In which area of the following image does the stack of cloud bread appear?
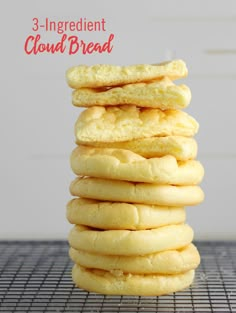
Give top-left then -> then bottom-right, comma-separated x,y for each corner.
66,60 -> 204,296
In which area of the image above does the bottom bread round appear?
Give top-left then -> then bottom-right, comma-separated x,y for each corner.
72,264 -> 195,296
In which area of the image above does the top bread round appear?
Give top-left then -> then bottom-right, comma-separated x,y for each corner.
66,60 -> 188,89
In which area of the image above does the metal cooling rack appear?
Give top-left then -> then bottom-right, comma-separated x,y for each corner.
0,241 -> 235,313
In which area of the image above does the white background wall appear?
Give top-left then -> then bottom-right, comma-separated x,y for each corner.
1,0 -> 236,239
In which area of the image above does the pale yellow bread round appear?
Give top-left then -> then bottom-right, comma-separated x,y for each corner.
72,264 -> 195,296
78,135 -> 198,161
70,177 -> 204,206
72,77 -> 191,110
71,146 -> 204,185
69,244 -> 200,274
66,60 -> 188,89
68,224 -> 193,256
75,106 -> 198,143
67,198 -> 186,230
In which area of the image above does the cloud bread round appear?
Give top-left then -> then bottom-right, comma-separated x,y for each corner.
68,224 -> 193,256
70,177 -> 204,206
78,136 -> 198,161
75,106 -> 198,143
71,146 -> 204,185
69,244 -> 200,275
72,264 -> 195,296
72,78 -> 191,109
67,198 -> 186,230
66,60 -> 188,89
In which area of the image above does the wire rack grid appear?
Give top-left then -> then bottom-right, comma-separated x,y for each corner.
0,241 -> 235,313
